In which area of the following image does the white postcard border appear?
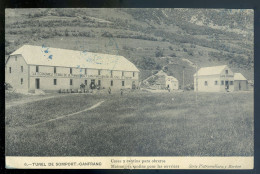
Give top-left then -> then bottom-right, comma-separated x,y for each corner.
6,156 -> 254,169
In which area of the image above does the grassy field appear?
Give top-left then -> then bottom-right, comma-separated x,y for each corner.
5,91 -> 253,156
5,91 -> 61,103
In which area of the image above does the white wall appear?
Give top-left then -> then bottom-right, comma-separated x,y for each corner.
194,66 -> 235,92
28,65 -> 139,92
194,75 -> 221,92
5,55 -> 29,93
165,77 -> 178,90
234,80 -> 248,91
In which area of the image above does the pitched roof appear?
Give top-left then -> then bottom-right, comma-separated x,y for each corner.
166,76 -> 178,82
193,65 -> 227,76
234,73 -> 247,81
10,45 -> 139,72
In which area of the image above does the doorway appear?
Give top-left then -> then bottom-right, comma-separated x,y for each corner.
132,81 -> 136,89
90,79 -> 95,89
225,81 -> 229,90
35,78 -> 40,89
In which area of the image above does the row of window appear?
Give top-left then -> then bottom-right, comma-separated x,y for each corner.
19,78 -> 125,87
46,66 -> 135,77
53,79 -> 125,87
54,67 -> 135,77
204,80 -> 234,86
9,66 -> 136,77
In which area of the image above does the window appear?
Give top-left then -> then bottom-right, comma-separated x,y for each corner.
122,71 -> 124,77
9,67 -> 11,73
70,68 -> 72,74
70,79 -> 73,85
85,69 -> 87,75
85,80 -> 87,85
54,79 -> 57,85
221,81 -> 224,85
98,70 -> 101,75
230,81 -> 234,85
21,66 -> 23,72
215,81 -> 218,85
111,80 -> 113,86
225,70 -> 228,74
111,71 -> 113,77
36,66 -> 39,72
204,81 -> 208,86
15,56 -> 17,61
122,81 -> 125,86
98,80 -> 101,86
133,72 -> 135,77
54,67 -> 56,73
21,78 -> 23,85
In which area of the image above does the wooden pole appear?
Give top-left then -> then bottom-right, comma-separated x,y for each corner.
196,65 -> 198,106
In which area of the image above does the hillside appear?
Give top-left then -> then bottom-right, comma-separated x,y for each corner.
5,8 -> 254,87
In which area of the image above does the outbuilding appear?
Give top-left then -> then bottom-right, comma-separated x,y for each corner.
146,70 -> 179,90
234,73 -> 248,91
5,45 -> 139,93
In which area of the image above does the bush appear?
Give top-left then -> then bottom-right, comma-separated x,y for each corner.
187,50 -> 194,56
169,53 -> 176,57
102,32 -> 113,37
135,56 -> 157,70
155,50 -> 164,57
184,83 -> 194,91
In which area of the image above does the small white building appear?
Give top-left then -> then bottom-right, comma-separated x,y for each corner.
146,70 -> 179,90
194,65 -> 235,92
165,76 -> 179,90
234,73 -> 248,91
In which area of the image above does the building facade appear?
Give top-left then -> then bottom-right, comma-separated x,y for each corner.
194,65 -> 248,92
5,45 -> 139,93
194,65 -> 235,92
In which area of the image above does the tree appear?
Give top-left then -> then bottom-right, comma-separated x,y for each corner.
136,56 -> 156,70
169,53 -> 176,57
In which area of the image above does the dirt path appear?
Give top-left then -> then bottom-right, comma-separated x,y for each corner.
27,100 -> 105,128
5,94 -> 77,109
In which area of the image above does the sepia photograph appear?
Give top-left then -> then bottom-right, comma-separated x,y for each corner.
5,8 -> 254,169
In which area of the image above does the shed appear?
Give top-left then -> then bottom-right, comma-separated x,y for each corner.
234,73 -> 248,91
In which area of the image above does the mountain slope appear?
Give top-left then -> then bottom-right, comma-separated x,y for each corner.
5,8 -> 254,86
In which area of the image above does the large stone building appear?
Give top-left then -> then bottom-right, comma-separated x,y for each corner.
5,45 -> 139,93
194,65 -> 248,92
